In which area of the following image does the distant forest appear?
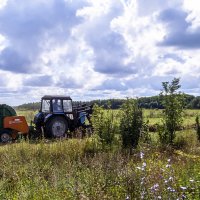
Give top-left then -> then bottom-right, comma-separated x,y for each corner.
16,94 -> 200,110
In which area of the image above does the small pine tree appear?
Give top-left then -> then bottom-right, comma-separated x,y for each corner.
120,99 -> 143,148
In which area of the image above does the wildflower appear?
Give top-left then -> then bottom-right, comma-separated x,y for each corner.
166,164 -> 171,168
141,191 -> 146,199
142,162 -> 147,167
141,162 -> 147,171
140,152 -> 144,159
141,177 -> 145,185
167,187 -> 171,190
168,176 -> 173,181
158,196 -> 162,199
167,187 -> 175,192
182,194 -> 187,199
136,166 -> 142,170
189,179 -> 194,182
126,195 -> 130,200
180,186 -> 187,190
167,159 -> 171,162
150,183 -> 159,191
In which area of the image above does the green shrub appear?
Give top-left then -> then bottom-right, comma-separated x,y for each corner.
195,115 -> 200,141
159,78 -> 185,145
120,99 -> 143,148
173,135 -> 188,149
84,134 -> 102,153
91,104 -> 119,146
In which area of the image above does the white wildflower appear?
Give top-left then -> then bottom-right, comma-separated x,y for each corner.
166,164 -> 171,168
140,152 -> 144,159
180,186 -> 187,190
151,183 -> 159,191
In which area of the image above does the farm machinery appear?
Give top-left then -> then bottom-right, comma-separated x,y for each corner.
0,95 -> 93,143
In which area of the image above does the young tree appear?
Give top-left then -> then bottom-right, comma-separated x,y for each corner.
159,78 -> 185,145
91,103 -> 118,146
120,99 -> 143,148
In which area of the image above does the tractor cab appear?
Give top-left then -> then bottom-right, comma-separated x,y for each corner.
41,95 -> 73,114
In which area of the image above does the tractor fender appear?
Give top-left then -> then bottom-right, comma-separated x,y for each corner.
44,113 -> 69,124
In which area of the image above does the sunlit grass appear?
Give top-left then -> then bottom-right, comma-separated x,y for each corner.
3,108 -> 198,199
0,136 -> 199,199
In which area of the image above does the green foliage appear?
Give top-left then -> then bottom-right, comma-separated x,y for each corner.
120,99 -> 143,148
195,115 -> 200,141
187,96 -> 200,109
159,78 -> 185,145
0,139 -> 199,199
91,104 -> 119,146
84,134 -> 102,153
16,102 -> 40,110
173,130 -> 198,150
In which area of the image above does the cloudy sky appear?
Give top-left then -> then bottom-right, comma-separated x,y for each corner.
0,0 -> 200,105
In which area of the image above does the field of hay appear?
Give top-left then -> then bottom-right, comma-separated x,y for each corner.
0,109 -> 198,199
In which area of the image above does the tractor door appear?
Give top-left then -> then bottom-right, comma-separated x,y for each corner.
63,99 -> 73,119
41,99 -> 51,113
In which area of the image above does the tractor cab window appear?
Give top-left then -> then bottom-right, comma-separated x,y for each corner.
42,100 -> 50,113
52,99 -> 63,112
63,100 -> 72,112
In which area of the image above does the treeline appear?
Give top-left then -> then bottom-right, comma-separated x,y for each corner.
16,99 -> 126,110
16,102 -> 41,110
16,94 -> 200,110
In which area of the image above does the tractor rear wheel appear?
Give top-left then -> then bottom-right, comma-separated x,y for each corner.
45,116 -> 68,138
0,129 -> 12,143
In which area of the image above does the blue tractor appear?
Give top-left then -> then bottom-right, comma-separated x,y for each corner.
33,95 -> 93,138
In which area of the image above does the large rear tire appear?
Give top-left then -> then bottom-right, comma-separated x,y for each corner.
45,116 -> 68,138
0,129 -> 12,143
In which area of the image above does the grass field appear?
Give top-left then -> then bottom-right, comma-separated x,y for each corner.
143,109 -> 200,126
16,109 -> 200,126
0,109 -> 196,199
0,137 -> 199,199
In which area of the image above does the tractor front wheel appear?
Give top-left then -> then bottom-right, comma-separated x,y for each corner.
45,116 -> 68,138
0,129 -> 12,143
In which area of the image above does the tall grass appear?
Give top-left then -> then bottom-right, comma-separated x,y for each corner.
5,108 -> 199,199
0,136 -> 199,199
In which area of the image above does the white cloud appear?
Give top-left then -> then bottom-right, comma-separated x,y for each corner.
183,0 -> 200,30
0,0 -> 7,9
0,0 -> 200,105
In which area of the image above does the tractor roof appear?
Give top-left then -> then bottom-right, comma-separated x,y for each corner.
42,95 -> 72,100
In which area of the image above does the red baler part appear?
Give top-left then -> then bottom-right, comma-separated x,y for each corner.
4,116 -> 29,134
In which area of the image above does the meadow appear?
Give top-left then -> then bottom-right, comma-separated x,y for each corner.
0,109 -> 198,199
17,109 -> 200,126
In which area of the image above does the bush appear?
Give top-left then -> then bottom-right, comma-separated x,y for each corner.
195,115 -> 200,141
120,99 -> 143,148
84,134 -> 102,153
159,78 -> 185,145
91,104 -> 119,146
